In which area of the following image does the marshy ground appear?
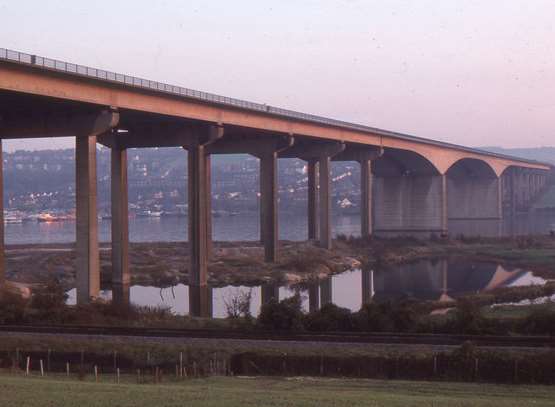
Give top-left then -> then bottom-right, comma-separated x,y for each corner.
5,235 -> 555,290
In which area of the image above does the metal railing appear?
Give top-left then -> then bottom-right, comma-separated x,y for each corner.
0,47 -> 550,167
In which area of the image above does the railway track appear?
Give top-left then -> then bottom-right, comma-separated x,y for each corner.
0,325 -> 553,348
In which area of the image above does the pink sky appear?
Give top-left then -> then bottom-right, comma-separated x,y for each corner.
1,0 -> 553,151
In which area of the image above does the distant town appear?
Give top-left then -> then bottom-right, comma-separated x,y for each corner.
2,146 -> 371,223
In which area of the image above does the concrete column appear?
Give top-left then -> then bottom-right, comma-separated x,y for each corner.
307,160 -> 318,240
111,146 -> 129,287
360,159 -> 373,237
112,283 -> 130,307
189,285 -> 213,318
205,154 -> 212,260
261,283 -> 279,305
0,140 -> 4,286
320,277 -> 332,305
496,176 -> 503,218
440,174 -> 448,235
509,168 -> 517,218
76,135 -> 100,304
308,283 -> 320,312
361,269 -> 374,305
260,152 -> 278,262
318,156 -> 332,249
188,145 -> 208,286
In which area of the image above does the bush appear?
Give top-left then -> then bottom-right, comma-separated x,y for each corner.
304,303 -> 354,332
257,294 -> 304,331
447,299 -> 505,335
0,286 -> 28,324
28,278 -> 69,323
354,300 -> 419,332
224,289 -> 253,321
519,305 -> 555,335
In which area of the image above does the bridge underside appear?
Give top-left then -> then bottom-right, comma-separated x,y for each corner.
0,87 -> 550,306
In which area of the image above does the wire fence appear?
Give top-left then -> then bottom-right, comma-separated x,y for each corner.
2,348 -> 555,385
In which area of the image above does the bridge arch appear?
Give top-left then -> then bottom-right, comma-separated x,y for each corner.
446,157 -> 502,226
445,157 -> 498,179
372,147 -> 441,177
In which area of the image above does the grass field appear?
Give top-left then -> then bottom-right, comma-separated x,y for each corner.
0,375 -> 554,407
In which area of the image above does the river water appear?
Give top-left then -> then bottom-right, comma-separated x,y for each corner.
5,211 -> 555,244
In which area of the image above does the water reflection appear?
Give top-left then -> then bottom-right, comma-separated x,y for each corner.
66,259 -> 545,317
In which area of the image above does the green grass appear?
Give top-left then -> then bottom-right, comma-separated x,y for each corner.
0,375 -> 554,407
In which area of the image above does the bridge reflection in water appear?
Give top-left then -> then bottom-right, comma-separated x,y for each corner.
68,259 -> 543,318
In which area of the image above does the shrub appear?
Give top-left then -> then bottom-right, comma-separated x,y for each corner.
28,278 -> 69,323
304,303 -> 354,331
257,293 -> 304,331
354,300 -> 419,332
224,289 -> 253,321
519,305 -> 555,335
0,286 -> 28,324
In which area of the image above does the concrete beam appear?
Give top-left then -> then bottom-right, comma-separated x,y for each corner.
2,110 -> 119,139
207,134 -> 294,155
0,63 -> 549,173
99,122 -> 221,149
332,146 -> 383,162
279,140 -> 344,160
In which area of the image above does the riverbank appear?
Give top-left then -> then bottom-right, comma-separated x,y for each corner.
5,235 -> 555,289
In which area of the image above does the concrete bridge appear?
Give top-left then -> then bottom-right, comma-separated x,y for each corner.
0,49 -> 551,304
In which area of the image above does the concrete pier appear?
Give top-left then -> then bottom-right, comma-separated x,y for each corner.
373,175 -> 446,237
205,155 -> 213,260
307,160 -> 318,240
187,144 -> 209,286
308,283 -> 320,312
359,158 -> 373,237
75,134 -> 100,304
111,144 -> 129,287
361,269 -> 374,305
260,152 -> 278,262
320,278 -> 333,306
318,156 -> 332,249
261,283 -> 279,305
189,285 -> 213,317
0,140 -> 4,286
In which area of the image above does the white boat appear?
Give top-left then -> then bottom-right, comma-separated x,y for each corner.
4,214 -> 23,224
